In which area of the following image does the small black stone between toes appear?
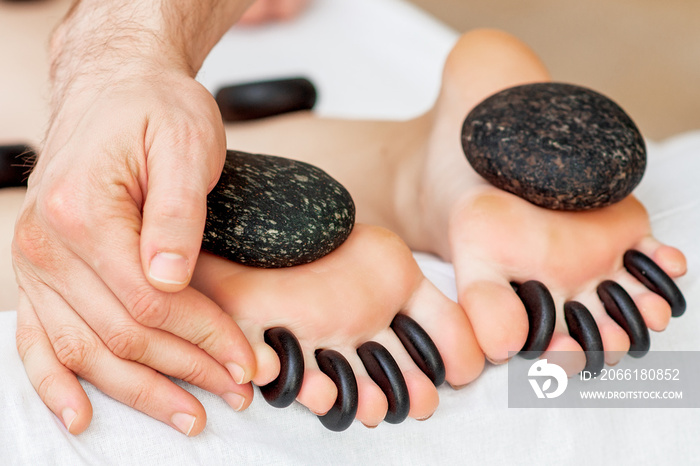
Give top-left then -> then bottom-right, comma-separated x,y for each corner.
623,249 -> 686,317
514,280 -> 556,359
315,349 -> 358,432
564,301 -> 604,376
260,327 -> 304,408
597,280 -> 650,357
390,314 -> 446,386
357,341 -> 410,424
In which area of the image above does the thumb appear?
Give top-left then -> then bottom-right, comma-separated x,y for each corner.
140,138 -> 225,293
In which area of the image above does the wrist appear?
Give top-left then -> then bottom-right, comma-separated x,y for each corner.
49,0 -> 251,107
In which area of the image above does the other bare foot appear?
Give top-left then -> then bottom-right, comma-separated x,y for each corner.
191,224 -> 484,428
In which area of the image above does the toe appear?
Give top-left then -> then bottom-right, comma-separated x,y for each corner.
458,279 -> 529,363
296,366 -> 337,416
403,279 -> 485,387
374,331 -> 440,421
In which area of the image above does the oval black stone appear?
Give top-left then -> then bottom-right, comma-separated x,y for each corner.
260,327 -> 305,408
0,143 -> 34,188
461,82 -> 646,211
215,77 -> 317,122
202,150 -> 355,268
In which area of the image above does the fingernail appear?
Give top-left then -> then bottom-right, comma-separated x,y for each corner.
149,252 -> 189,285
362,422 -> 378,429
172,412 -> 197,436
417,413 -> 434,422
62,407 -> 77,432
222,392 -> 247,412
226,362 -> 247,384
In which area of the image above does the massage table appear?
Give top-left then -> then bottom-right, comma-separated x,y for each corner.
2,0 -> 699,463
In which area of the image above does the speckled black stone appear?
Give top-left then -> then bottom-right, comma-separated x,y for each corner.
202,150 -> 355,268
461,82 -> 646,210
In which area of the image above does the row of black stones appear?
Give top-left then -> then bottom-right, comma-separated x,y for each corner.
260,315 -> 446,432
517,249 -> 686,375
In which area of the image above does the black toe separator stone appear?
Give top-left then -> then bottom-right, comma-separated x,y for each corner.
215,77 -> 317,122
597,280 -> 650,357
390,314 -> 445,386
357,341 -> 410,424
260,327 -> 304,408
515,280 -> 556,359
564,301 -> 604,376
315,349 -> 358,432
623,249 -> 686,317
0,144 -> 34,188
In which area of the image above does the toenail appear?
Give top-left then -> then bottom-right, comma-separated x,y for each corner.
485,356 -> 508,365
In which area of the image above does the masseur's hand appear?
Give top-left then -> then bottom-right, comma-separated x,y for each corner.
13,0 -> 256,436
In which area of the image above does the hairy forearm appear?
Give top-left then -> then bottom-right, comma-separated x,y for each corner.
49,0 -> 252,107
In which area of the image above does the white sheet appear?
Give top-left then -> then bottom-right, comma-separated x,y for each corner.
2,0 -> 700,463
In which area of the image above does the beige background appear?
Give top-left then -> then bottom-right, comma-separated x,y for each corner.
406,0 -> 700,140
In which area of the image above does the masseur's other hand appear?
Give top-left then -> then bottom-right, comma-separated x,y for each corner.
13,0 -> 257,436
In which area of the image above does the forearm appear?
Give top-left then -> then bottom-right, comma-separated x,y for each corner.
49,0 -> 252,107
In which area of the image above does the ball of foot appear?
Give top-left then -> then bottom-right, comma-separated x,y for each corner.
202,150 -> 355,267
461,82 -> 646,210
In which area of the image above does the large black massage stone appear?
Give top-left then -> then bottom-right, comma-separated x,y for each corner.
202,150 -> 355,268
461,82 -> 646,210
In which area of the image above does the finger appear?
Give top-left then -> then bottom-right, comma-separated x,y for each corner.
564,301 -> 604,376
28,280 -> 208,436
15,288 -> 92,435
140,120 -> 226,292
33,166 -> 256,386
47,251 -> 253,404
259,327 -> 304,408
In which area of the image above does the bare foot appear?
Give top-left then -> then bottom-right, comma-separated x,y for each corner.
409,30 -> 687,371
191,224 -> 484,427
221,29 -> 687,375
